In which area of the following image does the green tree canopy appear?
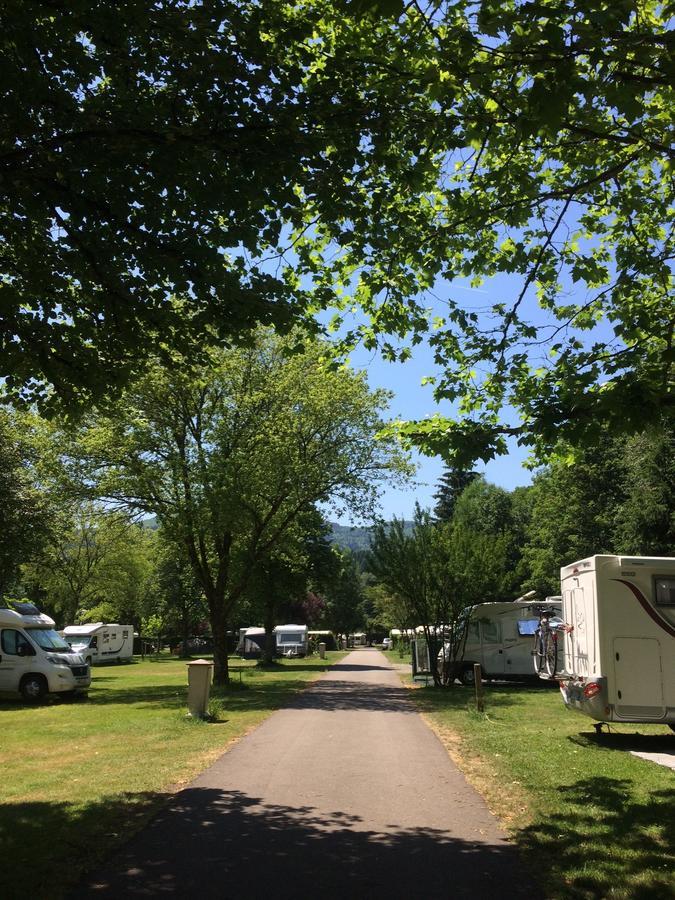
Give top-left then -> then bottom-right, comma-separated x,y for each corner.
2,2 -> 670,466
70,331 -> 409,681
0,411 -> 52,596
369,505 -> 509,685
521,419 -> 675,593
24,504 -> 156,627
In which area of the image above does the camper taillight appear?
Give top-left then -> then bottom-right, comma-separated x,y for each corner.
583,683 -> 602,699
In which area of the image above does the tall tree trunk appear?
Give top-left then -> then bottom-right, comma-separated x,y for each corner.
180,605 -> 190,659
210,597 -> 230,685
262,596 -> 276,664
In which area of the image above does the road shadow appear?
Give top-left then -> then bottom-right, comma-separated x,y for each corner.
70,787 -> 540,900
289,680 -> 415,714
516,776 -> 674,899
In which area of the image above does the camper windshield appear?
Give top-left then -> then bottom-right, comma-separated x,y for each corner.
67,635 -> 91,647
278,633 -> 303,644
26,628 -> 72,652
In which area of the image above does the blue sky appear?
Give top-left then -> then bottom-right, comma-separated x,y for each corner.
343,336 -> 533,525
330,272 -> 540,525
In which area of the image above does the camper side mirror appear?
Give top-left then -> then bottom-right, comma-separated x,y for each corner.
17,644 -> 35,657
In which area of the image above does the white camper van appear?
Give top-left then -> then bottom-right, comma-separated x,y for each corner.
441,599 -> 563,685
64,623 -> 134,665
0,601 -> 91,701
558,555 -> 675,729
274,624 -> 308,658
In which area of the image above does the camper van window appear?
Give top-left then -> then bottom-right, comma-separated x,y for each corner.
25,628 -> 72,652
468,621 -> 480,642
481,621 -> 501,643
1,629 -> 33,655
278,633 -> 303,644
655,578 -> 675,606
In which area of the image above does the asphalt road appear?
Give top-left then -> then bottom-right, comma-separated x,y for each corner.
72,649 -> 540,899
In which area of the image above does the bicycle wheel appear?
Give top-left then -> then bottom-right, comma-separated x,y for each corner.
532,630 -> 545,674
543,631 -> 558,678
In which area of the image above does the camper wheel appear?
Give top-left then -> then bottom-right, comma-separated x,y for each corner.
20,674 -> 48,703
460,665 -> 477,687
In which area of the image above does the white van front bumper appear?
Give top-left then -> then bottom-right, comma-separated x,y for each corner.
45,659 -> 91,693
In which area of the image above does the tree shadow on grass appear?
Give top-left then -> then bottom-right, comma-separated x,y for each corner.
66,787 -> 540,900
517,776 -> 675,899
573,729 -> 675,755
0,792 -> 163,900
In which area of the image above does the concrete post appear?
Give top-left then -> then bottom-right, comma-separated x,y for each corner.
319,642 -> 326,659
474,663 -> 484,712
186,658 -> 214,718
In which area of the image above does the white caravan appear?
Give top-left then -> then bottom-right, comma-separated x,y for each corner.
274,624 -> 308,658
442,599 -> 563,685
64,623 -> 134,665
558,555 -> 675,729
0,602 -> 91,701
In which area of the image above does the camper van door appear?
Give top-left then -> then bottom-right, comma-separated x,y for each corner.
0,628 -> 35,692
480,619 -> 505,676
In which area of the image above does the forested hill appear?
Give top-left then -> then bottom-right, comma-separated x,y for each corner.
328,521 -> 413,554
142,515 -> 411,555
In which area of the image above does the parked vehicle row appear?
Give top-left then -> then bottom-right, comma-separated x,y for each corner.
406,554 -> 675,733
237,624 -> 310,659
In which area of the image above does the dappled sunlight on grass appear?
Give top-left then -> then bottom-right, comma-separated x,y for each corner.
0,652 -> 346,898
410,681 -> 675,899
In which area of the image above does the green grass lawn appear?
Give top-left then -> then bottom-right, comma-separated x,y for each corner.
410,680 -> 675,900
0,652 -> 345,899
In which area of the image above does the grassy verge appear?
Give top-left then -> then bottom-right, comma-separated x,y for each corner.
0,652 -> 345,899
409,680 -> 674,900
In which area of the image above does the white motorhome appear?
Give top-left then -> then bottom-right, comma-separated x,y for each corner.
64,623 -> 134,665
441,599 -> 563,685
0,601 -> 91,701
274,624 -> 308,658
558,555 -> 675,729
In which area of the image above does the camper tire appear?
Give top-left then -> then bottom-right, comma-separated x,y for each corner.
460,665 -> 477,687
20,674 -> 48,703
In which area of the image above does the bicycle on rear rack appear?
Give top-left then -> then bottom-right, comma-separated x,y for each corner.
532,606 -> 565,679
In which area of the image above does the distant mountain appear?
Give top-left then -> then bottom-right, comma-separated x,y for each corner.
328,523 -> 373,554
327,520 -> 414,554
141,515 -> 411,555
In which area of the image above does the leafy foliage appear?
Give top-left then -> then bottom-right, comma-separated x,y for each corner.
69,331 -> 408,681
24,504 -> 156,627
432,466 -> 479,522
522,419 -> 675,592
2,2 -> 671,465
0,412 -> 51,595
323,548 -> 367,637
